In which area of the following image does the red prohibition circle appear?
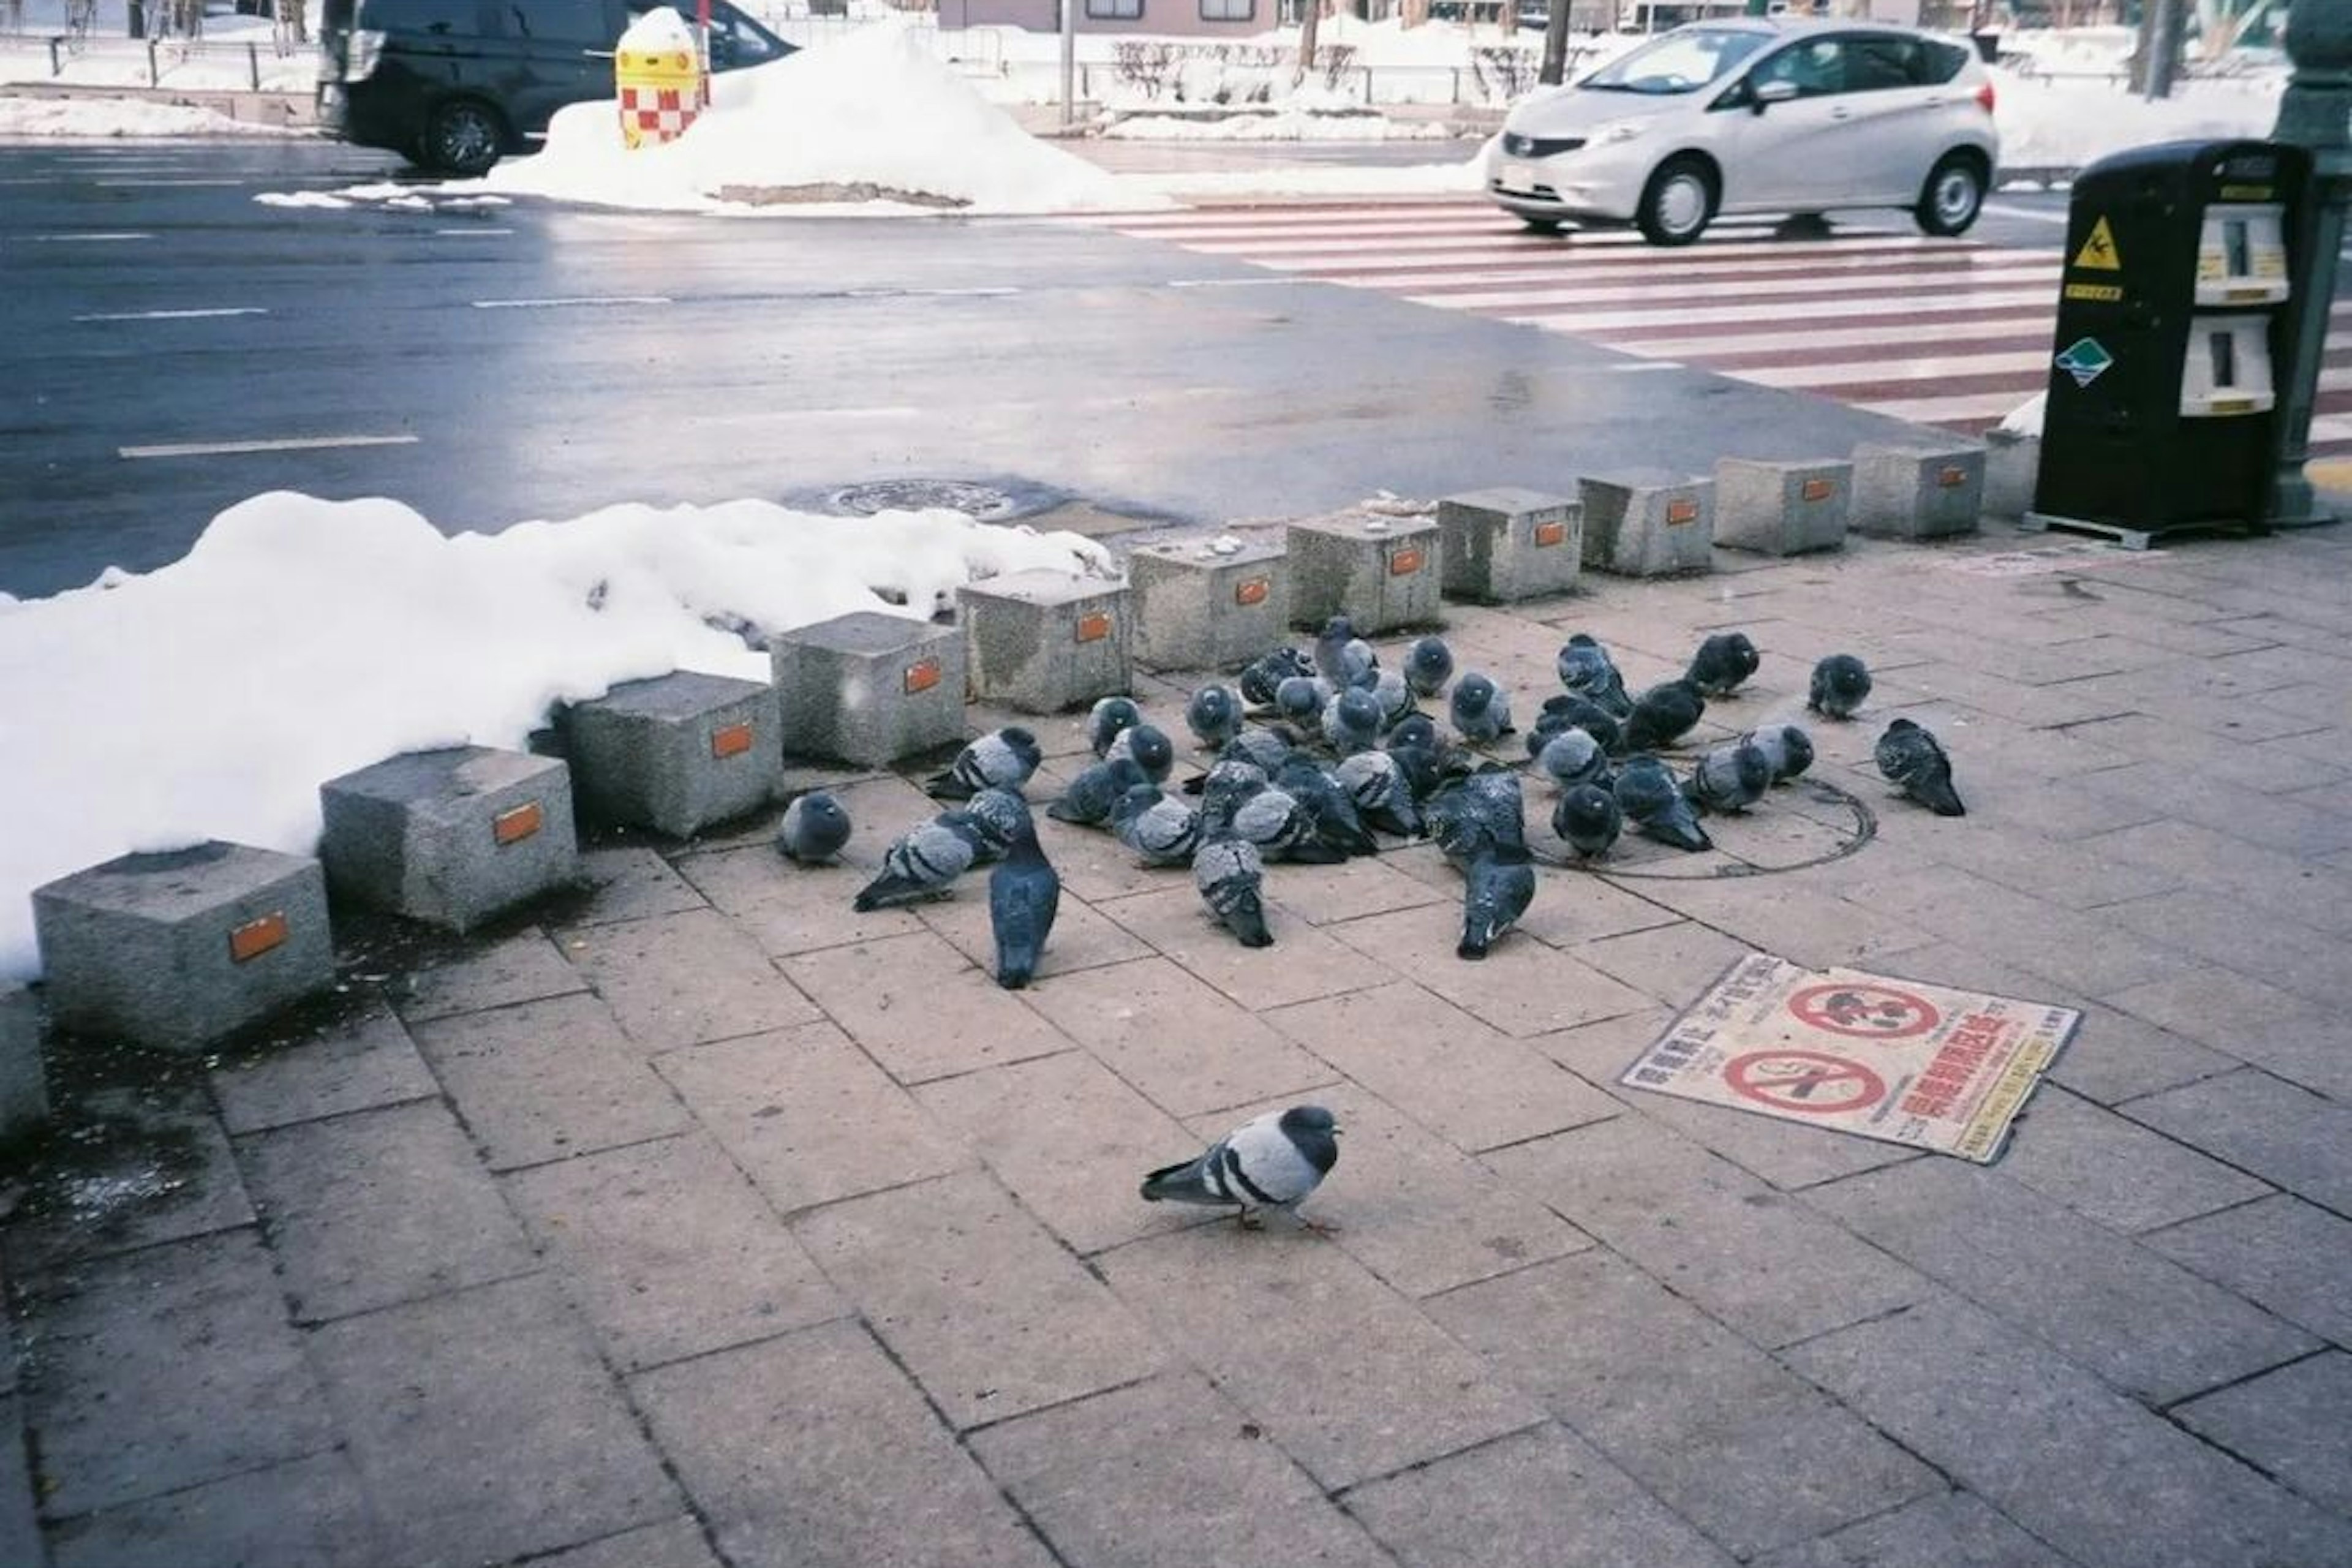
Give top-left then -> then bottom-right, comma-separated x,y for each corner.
1787,982 -> 1941,1041
1724,1050 -> 1887,1115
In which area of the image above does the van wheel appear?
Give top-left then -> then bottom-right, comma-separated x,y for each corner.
421,100 -> 505,178
1520,217 -> 1564,235
1916,153 -> 1986,236
1637,156 -> 1715,247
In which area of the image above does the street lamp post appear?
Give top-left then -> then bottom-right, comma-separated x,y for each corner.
2263,0 -> 2351,529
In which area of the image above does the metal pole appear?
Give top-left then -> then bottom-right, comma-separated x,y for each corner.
1060,0 -> 1076,127
2141,0 -> 2178,100
2262,0 -> 2351,529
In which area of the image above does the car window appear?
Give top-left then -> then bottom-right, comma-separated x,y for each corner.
1845,35 -> 1923,91
1580,26 -> 1773,94
504,0 -> 606,43
359,0 -> 483,31
1920,37 -> 1969,83
1746,39 -> 1845,97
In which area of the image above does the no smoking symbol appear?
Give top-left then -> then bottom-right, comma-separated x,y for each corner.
1788,983 -> 1940,1041
1725,1051 -> 1887,1115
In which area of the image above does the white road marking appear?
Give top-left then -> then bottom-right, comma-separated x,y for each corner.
1609,361 -> 1684,371
1743,349 -> 2053,388
1981,203 -> 2071,225
92,179 -> 249,188
120,435 -> 420,459
20,232 -> 155,243
469,295 -> 673,309
1611,315 -> 2053,357
75,307 -> 270,322
432,227 -> 513,236
1166,276 -> 1313,288
1411,262 -> 2057,312
1509,285 -> 2057,333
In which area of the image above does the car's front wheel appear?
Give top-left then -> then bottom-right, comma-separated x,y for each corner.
1915,152 -> 1986,237
1637,156 -> 1716,247
420,99 -> 506,178
1520,216 -> 1564,236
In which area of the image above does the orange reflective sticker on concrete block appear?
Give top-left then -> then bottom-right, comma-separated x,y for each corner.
1076,612 -> 1112,643
493,802 -> 543,846
228,911 -> 287,964
1235,577 -> 1270,606
1532,521 -> 1567,548
710,722 -> 755,760
903,658 -> 941,695
1801,478 -> 1835,503
1667,499 -> 1699,526
1939,466 -> 1969,488
1388,548 -> 1424,576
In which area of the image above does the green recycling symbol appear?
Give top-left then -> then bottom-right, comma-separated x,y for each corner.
2055,337 -> 2114,389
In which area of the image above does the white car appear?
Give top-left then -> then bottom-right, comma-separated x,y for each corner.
1485,19 -> 2001,246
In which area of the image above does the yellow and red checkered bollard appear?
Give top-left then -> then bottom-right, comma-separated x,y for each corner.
616,31 -> 703,149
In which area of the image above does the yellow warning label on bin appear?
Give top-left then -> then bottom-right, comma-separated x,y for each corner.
2063,283 -> 2124,302
2073,216 -> 2122,271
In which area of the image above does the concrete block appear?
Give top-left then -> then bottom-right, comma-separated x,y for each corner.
1284,510 -> 1443,633
959,570 -> 1131,714
562,671 -> 782,839
1853,441 -> 1986,539
0,984 -> 48,1139
318,747 -> 579,935
1436,487 -> 1583,603
1578,470 -> 1715,578
1981,429 -> 2040,520
1126,535 -> 1290,672
770,611 -> 966,769
31,842 -> 334,1052
1714,457 -> 1852,556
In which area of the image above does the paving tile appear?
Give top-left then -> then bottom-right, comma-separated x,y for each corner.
311,1274 -> 679,1568
782,930 -> 1074,1084
1994,1085 -> 2272,1233
1031,817 -> 1191,905
562,907 -> 823,1054
1265,982 -> 1622,1153
210,1005 -> 439,1135
2141,1195 -> 2352,1348
2043,1005 -> 2239,1106
1093,885 -> 1393,1009
1427,1252 -> 1938,1559
657,1021 -> 968,1215
1245,851 -> 1452,927
410,990 -> 693,1171
914,883 -> 1153,982
2099,888 -> 2349,1009
1572,921 -> 1759,1008
969,1372 -> 1393,1568
48,1449 -> 380,1568
1606,1079 -> 1923,1190
1526,1006 -> 1676,1084
1858,867 -> 2178,998
2173,1352 -> 2352,1515
1323,907 -> 1658,1038
1099,1224 -> 1545,1490
2122,1069 -> 2352,1213
2101,968 -> 2352,1099
394,928 -> 589,1023
524,1516 -> 725,1568
504,1131 -> 843,1372
793,1170 -> 1165,1430
1781,1292 -> 2352,1568
20,1231 -> 333,1518
669,840 -> 926,957
631,1319 -> 1058,1568
1482,1115 -> 1926,1349
1344,1422 -> 1738,1568
556,845 -> 714,928
6,1084 -> 255,1271
1013,957 -> 1336,1119
1744,1488 -> 2077,1568
2082,819 -> 2352,937
912,1049 -> 1203,1255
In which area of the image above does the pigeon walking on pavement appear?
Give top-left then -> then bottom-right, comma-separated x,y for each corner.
776,791 -> 852,864
925,727 -> 1043,801
1688,740 -> 1774,815
1686,632 -> 1762,698
853,813 -> 988,911
1558,633 -> 1633,717
1875,718 -> 1967,816
1458,843 -> 1537,960
1615,754 -> 1712,852
1140,1104 -> 1338,1228
1193,834 -> 1274,948
1808,655 -> 1873,721
987,824 -> 1061,990
1553,783 -> 1623,858
1743,724 -> 1815,784
1449,673 -> 1514,747
1186,684 -> 1244,752
1621,678 -> 1708,754
1048,756 -> 1149,828
1087,696 -> 1144,760
1403,635 -> 1455,699
1112,783 -> 1203,867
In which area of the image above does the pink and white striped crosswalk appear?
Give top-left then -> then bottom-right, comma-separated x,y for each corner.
1073,196 -> 2352,457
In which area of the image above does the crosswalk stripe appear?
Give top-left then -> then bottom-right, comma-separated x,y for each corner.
1408,263 -> 2057,313
1746,349 -> 2055,390
1610,315 -> 2054,358
1510,285 -> 2057,333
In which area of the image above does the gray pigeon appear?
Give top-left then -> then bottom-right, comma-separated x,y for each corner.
1403,635 -> 1454,699
1743,724 -> 1814,783
962,787 -> 1033,864
1558,633 -> 1633,717
1107,723 -> 1175,786
1196,759 -> 1269,837
1621,679 -> 1706,753
1186,684 -> 1243,752
1088,696 -> 1143,760
987,824 -> 1061,990
1688,741 -> 1773,815
1386,713 -> 1441,755
1449,673 -> 1513,747
1193,834 -> 1273,948
1222,726 -> 1297,776
1534,726 -> 1610,792
1111,783 -> 1202,867
1276,675 -> 1333,728
1615,754 -> 1711,852
1875,718 -> 1966,816
1686,632 -> 1761,698
1458,843 -> 1537,960
853,813 -> 986,911
1529,695 -> 1622,758
1275,755 -> 1379,858
1314,616 -> 1376,690
1425,766 -> 1526,865
1233,783 -> 1346,864
1334,748 -> 1422,839
1140,1104 -> 1336,1226
1240,646 -> 1314,708
926,727 -> 1042,801
776,790 -> 851,864
1049,756 -> 1148,827
1368,668 -> 1415,729
1809,655 -> 1872,721
1322,687 -> 1384,756
1552,783 -> 1622,858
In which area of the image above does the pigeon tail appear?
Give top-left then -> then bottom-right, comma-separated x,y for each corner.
853,872 -> 947,912
1139,1159 -> 1218,1204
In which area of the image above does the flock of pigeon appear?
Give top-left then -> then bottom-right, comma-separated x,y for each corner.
771,614 -> 1969,993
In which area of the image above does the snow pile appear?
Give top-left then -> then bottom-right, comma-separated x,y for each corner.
0,492 -> 1115,981
0,94 -> 303,138
1105,104 -> 1452,141
1992,67 -> 2276,170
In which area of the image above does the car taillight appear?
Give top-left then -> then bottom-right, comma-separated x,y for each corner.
345,28 -> 385,81
1973,79 -> 1996,113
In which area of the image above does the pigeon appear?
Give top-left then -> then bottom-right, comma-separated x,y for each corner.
1239,646 -> 1314,708
1196,758 -> 1270,827
1403,635 -> 1454,699
1140,1104 -> 1336,1226
1621,678 -> 1707,753
1314,615 -> 1376,690
1686,632 -> 1761,698
1193,834 -> 1274,948
1875,718 -> 1966,816
1322,687 -> 1384,756
1231,784 -> 1344,864
1449,672 -> 1513,747
925,726 -> 1042,801
1276,755 -> 1379,858
1529,695 -> 1622,758
1743,724 -> 1815,784
1386,713 -> 1441,755
1533,726 -> 1611,792
775,790 -> 852,864
987,824 -> 1061,990
961,787 -> 1033,864
1384,736 -> 1452,807
1688,740 -> 1773,815
1112,783 -> 1203,867
853,813 -> 987,911
1552,783 -> 1623,858
1048,755 -> 1149,827
1106,723 -> 1175,786
1335,748 -> 1422,839
1087,696 -> 1143,760
1558,633 -> 1633,717
1275,674 -> 1333,728
1809,654 -> 1873,721
1458,843 -> 1537,960
1615,753 -> 1711,851
1186,684 -> 1243,752
1368,668 -> 1415,729
1223,726 -> 1298,776
1425,766 -> 1526,865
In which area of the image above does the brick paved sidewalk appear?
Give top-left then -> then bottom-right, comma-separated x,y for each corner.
4,521 -> 2349,1568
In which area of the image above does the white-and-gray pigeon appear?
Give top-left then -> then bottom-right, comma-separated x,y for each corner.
1140,1104 -> 1337,1227
853,813 -> 986,911
1449,672 -> 1513,747
1743,724 -> 1814,783
1088,696 -> 1142,760
1688,740 -> 1773,815
1403,635 -> 1454,699
1186,684 -> 1243,752
1106,722 -> 1175,786
926,727 -> 1042,801
1193,834 -> 1273,948
1558,633 -> 1633,717
1111,783 -> 1202,867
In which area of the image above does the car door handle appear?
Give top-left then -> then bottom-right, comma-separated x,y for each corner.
1828,106 -> 1852,119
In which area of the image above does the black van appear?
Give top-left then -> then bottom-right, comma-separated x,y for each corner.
317,0 -> 794,176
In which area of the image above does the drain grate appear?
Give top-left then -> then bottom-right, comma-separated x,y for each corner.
829,480 -> 1020,519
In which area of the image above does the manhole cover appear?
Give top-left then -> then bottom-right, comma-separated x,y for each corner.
829,480 -> 1020,519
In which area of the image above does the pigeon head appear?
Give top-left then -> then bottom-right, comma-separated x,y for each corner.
1124,724 -> 1174,775
1001,726 -> 1042,763
1275,677 -> 1324,723
794,792 -> 846,829
1319,616 -> 1355,644
1281,1105 -> 1338,1136
1089,696 -> 1141,751
1104,756 -> 1148,793
1336,687 -> 1381,727
1777,726 -> 1815,776
1387,714 -> 1438,752
1455,673 -> 1496,708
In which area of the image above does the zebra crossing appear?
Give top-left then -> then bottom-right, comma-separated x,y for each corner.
1072,197 -> 2352,457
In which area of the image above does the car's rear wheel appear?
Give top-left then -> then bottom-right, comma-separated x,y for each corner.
1637,156 -> 1716,247
420,99 -> 505,178
1915,152 -> 1986,236
1520,216 -> 1564,235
